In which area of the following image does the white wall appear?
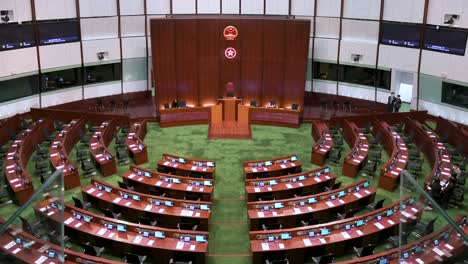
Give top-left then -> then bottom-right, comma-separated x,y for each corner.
266,0 -> 289,15
79,0 -> 117,17
383,0 -> 425,23
426,0 -> 468,28
0,96 -> 40,119
314,38 -> 339,61
121,16 -> 146,37
338,84 -> 375,100
0,0 -> 32,22
123,80 -> 147,93
378,45 -> 420,73
119,0 -> 144,15
35,0 -> 76,20
222,0 -> 240,14
241,0 -> 264,15
291,0 -> 315,17
376,90 -> 390,104
313,80 -> 337,94
81,17 -> 119,40
339,41 -> 377,65
41,87 -> 82,107
419,99 -> 468,125
316,0 -> 341,17
0,48 -> 38,77
341,19 -> 379,43
84,82 -> 121,99
147,0 -> 170,14
198,0 -> 220,14
172,0 -> 196,14
420,44 -> 468,83
315,17 -> 340,38
122,37 -> 147,59
343,0 -> 380,20
39,43 -> 82,70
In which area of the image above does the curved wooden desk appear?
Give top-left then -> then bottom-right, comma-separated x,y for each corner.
245,167 -> 336,201
311,121 -> 334,166
373,120 -> 408,191
34,197 -> 208,264
250,198 -> 422,263
248,180 -> 376,231
49,119 -> 84,190
337,215 -> 467,264
248,107 -> 301,128
244,155 -> 302,179
89,120 -> 117,177
4,119 -> 53,205
122,165 -> 213,201
82,179 -> 212,231
160,107 -> 211,128
342,120 -> 369,177
157,153 -> 216,179
125,121 -> 148,165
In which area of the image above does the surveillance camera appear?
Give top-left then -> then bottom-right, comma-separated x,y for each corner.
1,14 -> 10,23
97,52 -> 105,60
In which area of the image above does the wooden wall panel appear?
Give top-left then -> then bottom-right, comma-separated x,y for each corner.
219,19 -> 241,97
262,19 -> 285,107
175,20 -> 198,106
283,20 -> 310,108
240,19 -> 264,105
151,19 -> 177,108
197,19 -> 221,106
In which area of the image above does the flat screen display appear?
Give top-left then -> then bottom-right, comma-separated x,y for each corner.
380,21 -> 422,48
37,20 -> 80,46
0,23 -> 35,51
424,25 -> 468,56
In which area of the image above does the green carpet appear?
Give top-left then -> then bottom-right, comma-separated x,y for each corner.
0,122 -> 465,264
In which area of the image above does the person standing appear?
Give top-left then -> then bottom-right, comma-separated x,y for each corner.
394,95 -> 402,112
387,92 -> 396,112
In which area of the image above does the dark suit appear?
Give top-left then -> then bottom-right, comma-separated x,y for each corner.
387,95 -> 396,112
394,98 -> 402,112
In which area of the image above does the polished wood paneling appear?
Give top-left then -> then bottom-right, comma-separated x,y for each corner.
240,19 -> 263,104
262,19 -> 286,107
198,19 -> 221,106
175,20 -> 198,106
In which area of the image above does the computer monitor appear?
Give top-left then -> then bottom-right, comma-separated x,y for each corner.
263,206 -> 270,211
143,172 -> 151,178
155,231 -> 165,238
259,182 -> 265,187
106,224 -> 113,230
386,209 -> 394,217
15,238 -> 21,244
154,201 -> 161,206
291,178 -> 297,182
198,162 -> 203,167
330,195 -> 336,200
378,258 -> 389,264
315,172 -> 321,177
75,214 -> 82,220
308,197 -> 317,204
269,180 -> 278,186
409,198 -> 415,204
203,181 -> 212,186
338,191 -> 346,198
22,241 -> 32,249
434,239 -> 439,246
265,161 -> 272,166
196,235 -> 207,242
363,181 -> 370,188
104,186 -> 112,193
442,232 -> 450,240
207,162 -> 214,167
137,170 -> 143,176
143,231 -> 150,237
356,220 -> 365,227
377,215 -> 382,221
345,225 -> 351,231
299,201 -> 305,207
173,178 -> 181,184
291,156 -> 298,161
117,224 -> 127,232
280,233 -> 292,240
97,185 -> 103,191
401,204 -> 407,210
403,252 -> 409,259
195,181 -> 200,186
298,175 -> 306,181
274,202 -> 284,209
179,158 -> 185,163
48,251 -> 55,258
184,236 -> 190,242
189,205 -> 195,211
321,229 -> 330,236
414,246 -> 422,254
309,232 -> 315,237
268,236 -> 275,242
123,194 -> 129,199
164,201 -> 173,207
200,204 -> 209,211
355,186 -> 360,192
83,215 -> 91,223
132,195 -> 141,201
323,167 -> 331,173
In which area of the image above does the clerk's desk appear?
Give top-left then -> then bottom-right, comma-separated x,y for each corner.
250,198 -> 422,264
125,121 -> 148,165
34,197 -> 208,264
311,121 -> 334,166
248,180 -> 376,231
373,119 -> 408,191
82,178 -> 212,231
338,215 -> 467,264
122,165 -> 214,201
245,167 -> 336,201
49,119 -> 84,190
4,119 -> 53,205
403,118 -> 453,191
244,155 -> 302,179
0,218 -> 124,264
89,120 -> 117,176
157,153 -> 216,179
342,120 -> 369,177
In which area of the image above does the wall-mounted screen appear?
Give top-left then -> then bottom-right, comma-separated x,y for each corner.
380,21 -> 422,48
37,20 -> 80,46
424,25 -> 468,56
0,23 -> 36,51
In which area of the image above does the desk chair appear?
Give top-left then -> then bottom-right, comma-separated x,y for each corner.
332,136 -> 343,146
324,182 -> 341,192
139,217 -> 158,227
328,147 -> 341,165
6,127 -> 17,140
118,181 -> 135,191
177,222 -> 198,231
407,162 -> 422,172
387,233 -> 409,249
262,222 -> 282,230
81,160 -> 96,178
300,218 -> 319,227
76,146 -> 89,162
366,198 -> 385,211
103,208 -> 122,219
36,144 -> 49,159
169,258 -> 192,264
47,232 -> 70,246
411,217 -> 437,239
122,126 -> 130,135
258,195 -> 275,201
353,244 -> 375,258
343,101 -> 351,111
0,144 -> 10,157
109,99 -> 116,112
95,98 -> 104,111
43,128 -> 56,143
311,254 -> 334,264
79,131 -> 90,146
337,210 -> 355,220
19,216 -> 43,237
266,258 -> 289,264
0,186 -> 12,207
116,147 -> 130,165
164,102 -> 170,109
115,133 -> 126,146
184,194 -> 201,201
123,99 -> 129,112
124,253 -> 147,264
83,242 -> 105,257
250,100 -> 257,107
149,189 -> 167,197
72,196 -> 92,210
179,100 -> 187,108
332,101 -> 339,111
362,160 -> 377,178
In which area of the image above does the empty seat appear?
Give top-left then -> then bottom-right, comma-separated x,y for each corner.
83,242 -> 105,257
353,244 -> 375,258
118,181 -> 135,191
366,198 -> 385,211
72,196 -> 92,210
311,254 -> 334,264
124,253 -> 147,264
103,208 -> 122,219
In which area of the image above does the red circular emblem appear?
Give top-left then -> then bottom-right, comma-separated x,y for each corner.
223,25 -> 238,41
225,47 -> 237,59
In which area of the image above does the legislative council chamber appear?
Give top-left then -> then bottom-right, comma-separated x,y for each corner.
0,0 -> 467,263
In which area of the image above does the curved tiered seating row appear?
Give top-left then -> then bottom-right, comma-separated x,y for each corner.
49,119 -> 85,190
311,121 -> 334,166
89,120 -> 117,176
35,197 -> 208,264
373,119 -> 409,191
82,178 -> 212,231
337,215 -> 467,264
342,120 -> 369,177
124,121 -> 148,165
157,153 -> 216,179
250,198 -> 422,264
4,119 -> 53,205
122,165 -> 214,201
245,167 -> 336,201
244,155 -> 302,179
248,180 -> 376,231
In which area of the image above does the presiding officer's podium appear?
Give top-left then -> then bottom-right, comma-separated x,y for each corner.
209,97 -> 251,139
218,98 -> 242,121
